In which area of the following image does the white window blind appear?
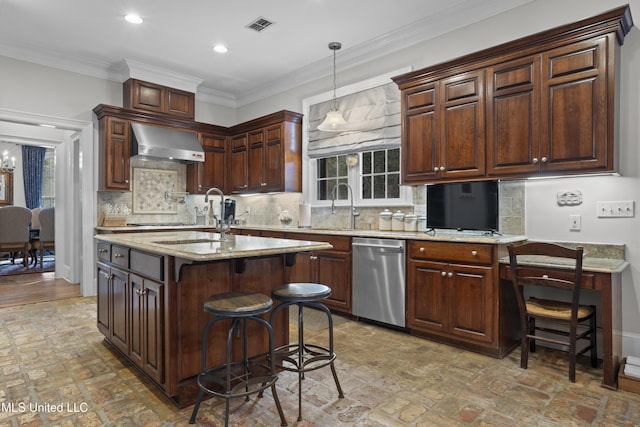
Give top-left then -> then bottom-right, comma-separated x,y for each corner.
307,82 -> 400,158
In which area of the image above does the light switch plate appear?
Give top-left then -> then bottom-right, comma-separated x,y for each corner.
569,214 -> 581,231
597,201 -> 635,218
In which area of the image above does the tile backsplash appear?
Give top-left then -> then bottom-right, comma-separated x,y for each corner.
97,166 -> 525,235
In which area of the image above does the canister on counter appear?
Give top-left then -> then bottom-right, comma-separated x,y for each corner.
392,211 -> 405,231
404,214 -> 417,232
417,216 -> 427,232
379,209 -> 393,231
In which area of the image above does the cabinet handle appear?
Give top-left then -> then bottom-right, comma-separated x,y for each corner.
98,249 -> 107,253
125,180 -> 129,183
136,288 -> 149,296
439,166 -> 446,172
433,167 -> 439,172
261,182 -> 267,187
471,250 -> 478,256
114,253 -> 124,258
419,247 -> 425,253
532,157 -> 539,164
447,272 -> 453,278
310,255 -> 318,260
102,272 -> 110,279
541,156 -> 548,163
441,271 -> 447,276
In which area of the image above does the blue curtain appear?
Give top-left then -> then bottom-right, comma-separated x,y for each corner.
22,145 -> 47,209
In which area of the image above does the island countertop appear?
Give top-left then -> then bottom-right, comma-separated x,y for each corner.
95,230 -> 333,261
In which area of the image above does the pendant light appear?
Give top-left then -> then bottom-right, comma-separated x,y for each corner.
317,42 -> 347,132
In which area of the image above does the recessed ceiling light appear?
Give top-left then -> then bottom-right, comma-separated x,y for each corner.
213,44 -> 228,54
125,14 -> 143,24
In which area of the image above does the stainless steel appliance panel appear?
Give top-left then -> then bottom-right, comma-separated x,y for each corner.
352,237 -> 406,327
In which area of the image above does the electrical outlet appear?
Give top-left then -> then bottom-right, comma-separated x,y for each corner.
597,201 -> 635,218
569,214 -> 581,231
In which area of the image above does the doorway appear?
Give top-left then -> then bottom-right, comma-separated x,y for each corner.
0,108 -> 94,296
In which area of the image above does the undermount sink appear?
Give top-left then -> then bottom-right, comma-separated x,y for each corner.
152,238 -> 221,245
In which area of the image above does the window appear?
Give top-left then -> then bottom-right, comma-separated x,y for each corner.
313,147 -> 409,205
361,148 -> 400,200
41,149 -> 55,208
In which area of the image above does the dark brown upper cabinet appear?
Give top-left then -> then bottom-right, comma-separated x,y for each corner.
394,5 -> 632,184
123,79 -> 195,120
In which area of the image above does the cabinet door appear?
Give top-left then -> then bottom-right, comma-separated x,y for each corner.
486,56 -> 541,176
187,133 -> 227,194
407,259 -> 448,333
130,80 -> 165,113
143,278 -> 165,384
540,37 -> 610,172
402,84 -> 439,183
317,250 -> 352,313
448,263 -> 495,344
287,251 -> 314,283
248,129 -> 265,191
103,117 -> 130,191
110,266 -> 129,355
230,133 -> 248,193
97,262 -> 111,336
165,87 -> 195,119
130,274 -> 165,384
439,70 -> 485,179
264,124 -> 283,192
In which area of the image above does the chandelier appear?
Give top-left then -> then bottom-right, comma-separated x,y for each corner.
1,150 -> 15,172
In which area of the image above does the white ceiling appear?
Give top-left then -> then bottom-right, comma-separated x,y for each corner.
0,0 -> 533,108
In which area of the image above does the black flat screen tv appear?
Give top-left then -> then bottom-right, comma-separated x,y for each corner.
426,181 -> 499,232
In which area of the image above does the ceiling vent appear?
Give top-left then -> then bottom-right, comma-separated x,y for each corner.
246,17 -> 274,32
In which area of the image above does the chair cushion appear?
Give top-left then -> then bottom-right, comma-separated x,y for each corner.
526,297 -> 594,320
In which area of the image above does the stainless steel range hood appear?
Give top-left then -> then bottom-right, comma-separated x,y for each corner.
130,122 -> 205,163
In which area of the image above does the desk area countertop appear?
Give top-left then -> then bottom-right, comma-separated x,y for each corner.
499,255 -> 629,274
94,230 -> 333,261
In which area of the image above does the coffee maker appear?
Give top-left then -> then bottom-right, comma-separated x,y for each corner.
223,199 -> 236,222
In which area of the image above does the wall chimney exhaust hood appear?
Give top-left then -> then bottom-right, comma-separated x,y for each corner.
130,123 -> 204,163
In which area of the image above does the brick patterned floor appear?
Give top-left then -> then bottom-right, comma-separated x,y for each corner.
1,297 -> 640,426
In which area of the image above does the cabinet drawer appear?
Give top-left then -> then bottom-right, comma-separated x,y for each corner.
285,232 -> 351,252
97,243 -> 111,262
111,245 -> 130,268
130,250 -> 164,282
409,241 -> 493,264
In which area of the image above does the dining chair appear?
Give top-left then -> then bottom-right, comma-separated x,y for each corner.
507,241 -> 598,382
0,206 -> 33,267
33,207 -> 55,268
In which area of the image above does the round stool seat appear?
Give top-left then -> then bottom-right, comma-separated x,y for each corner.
203,291 -> 273,317
272,283 -> 331,303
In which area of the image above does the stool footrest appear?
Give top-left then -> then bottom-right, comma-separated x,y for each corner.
273,343 -> 337,373
197,361 -> 277,399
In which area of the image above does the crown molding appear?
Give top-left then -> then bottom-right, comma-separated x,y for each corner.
118,59 -> 204,93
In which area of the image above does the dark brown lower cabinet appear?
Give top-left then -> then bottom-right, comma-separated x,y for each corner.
406,240 -> 518,357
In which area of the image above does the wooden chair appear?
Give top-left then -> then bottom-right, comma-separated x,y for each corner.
33,207 -> 55,267
507,242 -> 598,382
0,206 -> 32,267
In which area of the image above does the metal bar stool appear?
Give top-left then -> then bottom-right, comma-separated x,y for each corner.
189,291 -> 288,426
269,283 -> 344,421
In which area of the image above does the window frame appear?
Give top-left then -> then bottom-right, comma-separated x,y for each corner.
302,67 -> 413,209
309,149 -> 412,208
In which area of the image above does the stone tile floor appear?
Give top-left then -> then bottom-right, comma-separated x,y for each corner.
1,296 -> 640,426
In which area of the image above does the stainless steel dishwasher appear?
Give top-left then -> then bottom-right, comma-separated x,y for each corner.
352,237 -> 406,327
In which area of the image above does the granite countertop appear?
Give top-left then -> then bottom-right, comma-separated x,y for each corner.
239,225 -> 528,245
94,230 -> 333,262
95,224 -> 212,232
499,254 -> 629,274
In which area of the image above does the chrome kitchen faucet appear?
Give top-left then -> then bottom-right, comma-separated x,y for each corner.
204,187 -> 229,240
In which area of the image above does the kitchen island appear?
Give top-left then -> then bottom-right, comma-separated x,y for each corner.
94,230 -> 333,407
